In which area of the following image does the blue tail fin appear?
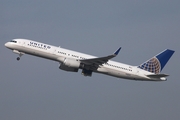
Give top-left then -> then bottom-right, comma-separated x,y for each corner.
138,49 -> 175,74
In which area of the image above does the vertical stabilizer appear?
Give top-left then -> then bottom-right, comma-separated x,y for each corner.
138,49 -> 175,74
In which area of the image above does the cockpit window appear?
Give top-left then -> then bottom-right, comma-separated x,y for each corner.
10,40 -> 17,43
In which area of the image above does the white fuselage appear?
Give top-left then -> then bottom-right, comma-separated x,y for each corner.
5,39 -> 165,81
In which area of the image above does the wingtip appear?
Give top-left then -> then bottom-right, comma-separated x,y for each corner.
114,47 -> 121,56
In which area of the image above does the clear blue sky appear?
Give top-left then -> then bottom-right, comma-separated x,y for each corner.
1,1 -> 179,120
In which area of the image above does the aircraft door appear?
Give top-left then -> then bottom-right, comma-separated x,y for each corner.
17,40 -> 25,46
22,41 -> 26,46
52,48 -> 57,55
136,70 -> 139,76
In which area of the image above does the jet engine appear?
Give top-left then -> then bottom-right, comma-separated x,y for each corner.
59,58 -> 80,72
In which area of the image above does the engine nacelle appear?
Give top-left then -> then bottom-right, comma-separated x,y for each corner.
63,58 -> 80,68
59,58 -> 80,72
59,64 -> 78,72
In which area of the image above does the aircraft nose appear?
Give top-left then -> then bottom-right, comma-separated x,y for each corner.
5,43 -> 8,47
5,42 -> 10,48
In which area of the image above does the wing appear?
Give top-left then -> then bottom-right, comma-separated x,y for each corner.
80,47 -> 121,70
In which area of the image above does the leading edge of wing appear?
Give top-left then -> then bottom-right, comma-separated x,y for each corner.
80,47 -> 121,66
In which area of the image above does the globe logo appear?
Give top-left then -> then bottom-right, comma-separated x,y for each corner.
139,57 -> 161,74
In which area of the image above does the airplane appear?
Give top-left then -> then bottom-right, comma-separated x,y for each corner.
5,39 -> 175,81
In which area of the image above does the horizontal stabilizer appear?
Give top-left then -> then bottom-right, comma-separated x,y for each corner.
146,74 -> 169,78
